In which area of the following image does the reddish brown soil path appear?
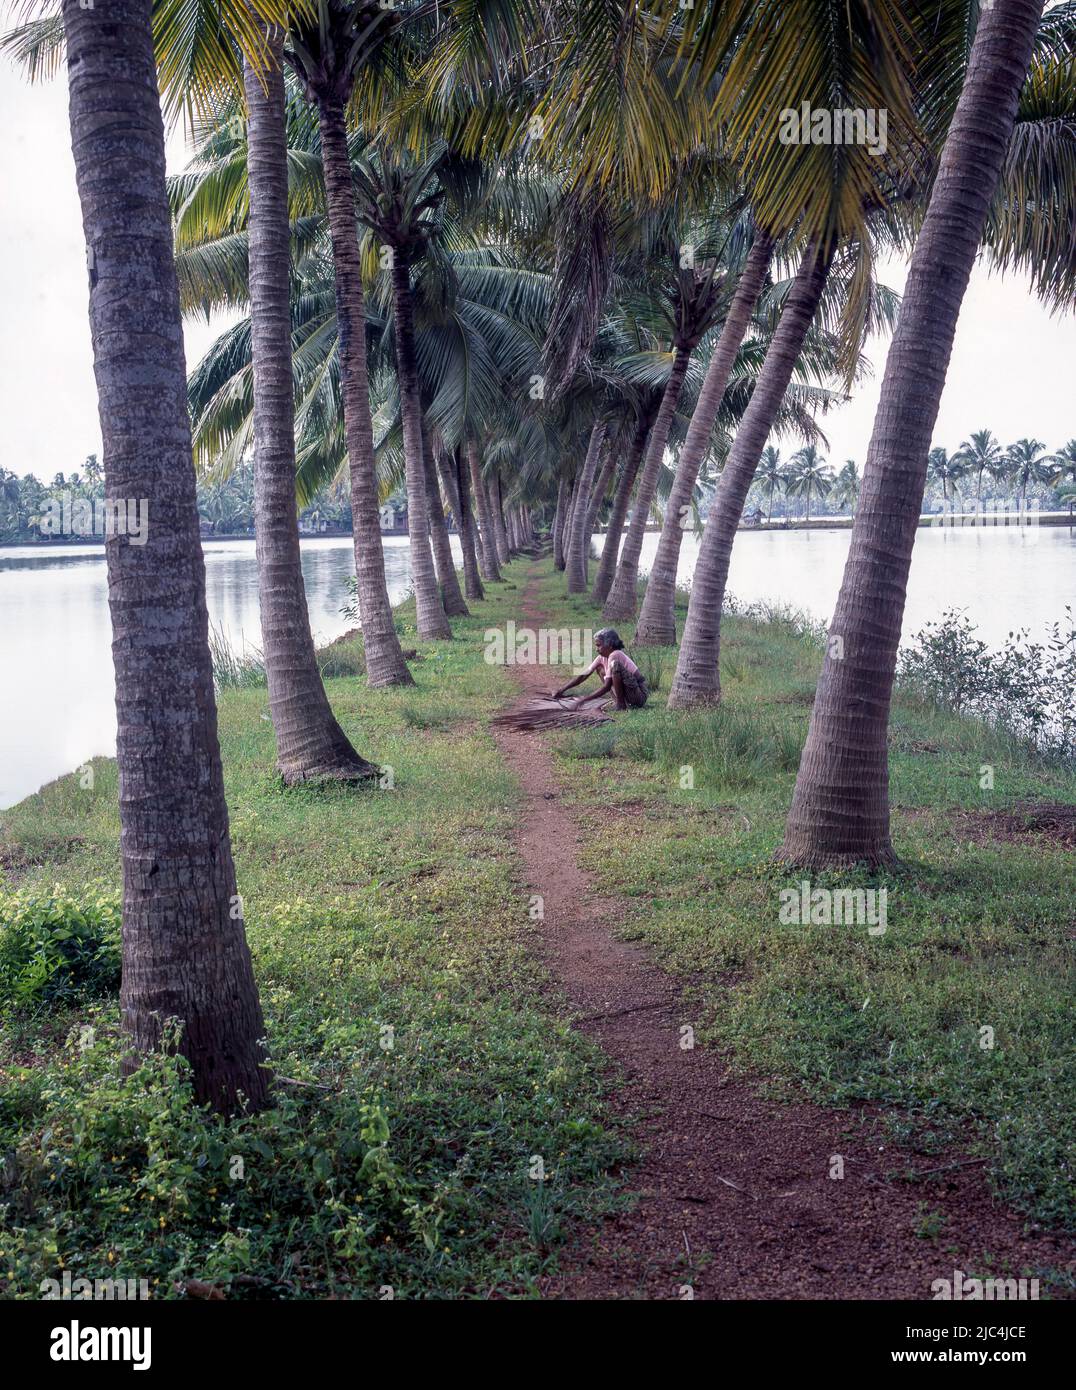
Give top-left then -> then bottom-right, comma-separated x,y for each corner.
490,564 -> 1073,1300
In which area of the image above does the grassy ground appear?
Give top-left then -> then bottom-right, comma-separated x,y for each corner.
540,563 -> 1076,1232
1,552 -> 1072,1303
0,565 -> 624,1300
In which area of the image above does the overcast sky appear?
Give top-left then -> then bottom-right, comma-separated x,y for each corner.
2,67 -> 1074,483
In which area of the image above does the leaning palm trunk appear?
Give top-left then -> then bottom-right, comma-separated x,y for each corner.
634,229 -> 775,645
552,478 -> 568,568
567,421 -> 607,592
603,345 -> 692,620
592,411 -> 651,605
390,254 -> 451,638
557,480 -> 575,570
64,0 -> 267,1112
779,0 -> 1041,868
317,93 -> 413,686
440,449 -> 484,601
468,440 -> 502,581
667,241 -> 834,708
421,427 -> 468,617
489,472 -> 511,565
243,41 -> 376,785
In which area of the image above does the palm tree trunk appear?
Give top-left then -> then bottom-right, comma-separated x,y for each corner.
243,41 -> 376,785
316,92 -> 413,686
468,440 -> 502,581
567,421 -> 607,592
489,475 -> 508,567
592,409 -> 651,605
667,242 -> 834,708
779,0 -> 1041,868
489,471 -> 511,565
441,448 -> 484,600
580,440 -> 618,574
552,478 -> 568,568
603,345 -> 692,620
421,424 -> 468,617
634,228 -> 775,645
558,481 -> 576,570
389,252 -> 451,638
64,0 -> 267,1113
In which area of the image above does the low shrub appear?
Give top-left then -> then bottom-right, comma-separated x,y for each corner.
0,887 -> 120,1009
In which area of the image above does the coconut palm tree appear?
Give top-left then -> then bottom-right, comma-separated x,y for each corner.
59,0 -> 273,1112
780,0 -> 1045,869
833,459 -> 860,515
786,444 -> 835,522
1049,440 -> 1076,515
285,2 -> 416,683
755,446 -> 788,525
666,237 -> 837,706
346,146 -> 455,637
602,210 -> 734,621
954,427 -> 1005,503
242,28 -> 379,782
633,218 -> 777,645
927,446 -> 968,507
1005,437 -> 1054,506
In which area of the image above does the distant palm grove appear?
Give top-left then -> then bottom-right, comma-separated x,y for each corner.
5,423 -> 1074,546
2,0 -> 1071,1118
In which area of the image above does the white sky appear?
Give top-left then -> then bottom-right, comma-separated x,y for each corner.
2,67 -> 1075,482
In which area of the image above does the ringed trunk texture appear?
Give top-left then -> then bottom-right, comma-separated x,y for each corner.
390,253 -> 451,638
779,0 -> 1041,869
64,0 -> 268,1113
667,241 -> 834,709
243,42 -> 376,785
441,449 -> 484,601
603,346 -> 692,620
468,440 -> 502,581
634,229 -> 775,646
317,93 -> 413,686
421,427 -> 468,617
567,421 -> 607,592
591,410 -> 651,606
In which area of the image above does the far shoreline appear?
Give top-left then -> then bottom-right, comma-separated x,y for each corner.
3,510 -> 1072,551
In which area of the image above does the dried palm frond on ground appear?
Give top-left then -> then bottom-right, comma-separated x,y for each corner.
491,696 -> 612,732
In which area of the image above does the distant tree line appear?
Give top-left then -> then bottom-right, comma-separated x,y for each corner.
0,457 -> 405,543
741,431 -> 1076,522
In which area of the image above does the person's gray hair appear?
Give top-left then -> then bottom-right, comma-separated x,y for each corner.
594,627 -> 625,651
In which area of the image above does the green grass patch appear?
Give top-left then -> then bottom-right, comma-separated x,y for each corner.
0,561 -> 624,1300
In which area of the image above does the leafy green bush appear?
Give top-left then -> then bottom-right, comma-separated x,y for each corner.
0,888 -> 120,1008
899,607 -> 1076,757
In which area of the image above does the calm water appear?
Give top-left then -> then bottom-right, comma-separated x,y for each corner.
1,527 -> 1072,808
